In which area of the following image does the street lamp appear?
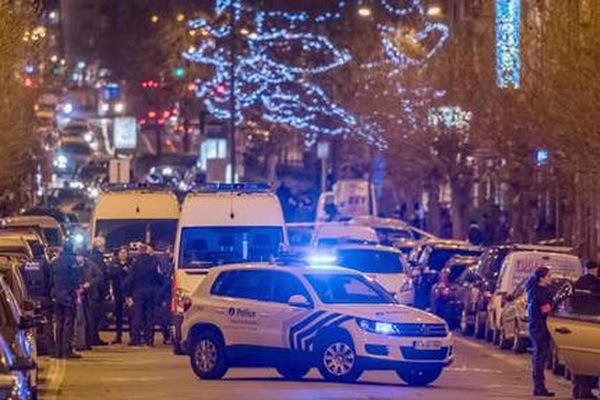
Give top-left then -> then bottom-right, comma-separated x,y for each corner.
427,5 -> 443,17
358,6 -> 372,17
150,15 -> 159,24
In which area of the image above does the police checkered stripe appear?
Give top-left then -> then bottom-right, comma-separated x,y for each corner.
287,311 -> 354,352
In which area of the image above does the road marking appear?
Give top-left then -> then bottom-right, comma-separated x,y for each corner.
45,358 -> 66,400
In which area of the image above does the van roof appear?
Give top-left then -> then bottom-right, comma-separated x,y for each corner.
94,190 -> 180,220
180,191 -> 284,227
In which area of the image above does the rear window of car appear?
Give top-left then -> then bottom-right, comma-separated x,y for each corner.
210,270 -> 273,302
336,249 -> 404,274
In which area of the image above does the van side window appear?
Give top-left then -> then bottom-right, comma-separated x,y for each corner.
210,270 -> 274,302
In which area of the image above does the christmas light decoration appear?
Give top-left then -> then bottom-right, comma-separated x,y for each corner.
185,0 -> 448,147
496,0 -> 521,89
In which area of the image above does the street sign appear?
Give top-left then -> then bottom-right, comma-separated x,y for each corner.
317,141 -> 330,159
113,117 -> 138,149
109,159 -> 131,184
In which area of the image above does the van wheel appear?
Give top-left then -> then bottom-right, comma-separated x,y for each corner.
190,331 -> 228,380
317,334 -> 362,383
276,365 -> 311,381
396,367 -> 443,386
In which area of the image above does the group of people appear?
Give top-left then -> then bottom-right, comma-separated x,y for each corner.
527,262 -> 600,399
51,237 -> 172,359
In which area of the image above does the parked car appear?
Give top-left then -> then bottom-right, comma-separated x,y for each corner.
0,330 -> 36,400
498,277 -> 572,353
430,256 -> 480,329
548,291 -> 600,378
486,250 -> 582,346
460,244 -> 574,340
411,240 -> 482,310
0,276 -> 40,399
1,216 -> 65,256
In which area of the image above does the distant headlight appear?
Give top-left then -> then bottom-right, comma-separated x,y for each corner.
83,132 -> 94,143
72,233 -> 84,245
356,318 -> 396,335
53,154 -> 68,169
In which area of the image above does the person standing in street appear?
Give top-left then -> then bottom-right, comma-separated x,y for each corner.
571,261 -> 600,399
108,246 -> 131,344
50,241 -> 81,359
87,237 -> 108,346
127,244 -> 162,346
526,267 -> 555,397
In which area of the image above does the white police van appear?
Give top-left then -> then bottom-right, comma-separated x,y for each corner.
181,262 -> 453,386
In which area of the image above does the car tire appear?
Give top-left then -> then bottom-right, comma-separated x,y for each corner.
396,367 -> 443,387
276,365 -> 311,381
498,326 -> 511,350
512,322 -> 528,354
189,331 -> 228,380
316,333 -> 362,383
460,310 -> 474,336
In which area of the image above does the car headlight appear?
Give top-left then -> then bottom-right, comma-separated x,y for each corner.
356,318 -> 396,335
54,154 -> 68,169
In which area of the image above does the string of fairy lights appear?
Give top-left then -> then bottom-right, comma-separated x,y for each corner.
184,0 -> 450,148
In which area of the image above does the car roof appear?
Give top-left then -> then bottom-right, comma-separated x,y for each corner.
334,244 -> 402,254
425,239 -> 481,251
489,244 -> 574,254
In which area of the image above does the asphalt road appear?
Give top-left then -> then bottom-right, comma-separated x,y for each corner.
40,334 -> 575,400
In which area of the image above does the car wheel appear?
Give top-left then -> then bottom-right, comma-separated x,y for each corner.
512,322 -> 528,354
498,326 -> 511,350
317,334 -> 362,383
396,367 -> 443,387
276,365 -> 311,381
460,310 -> 474,336
190,331 -> 228,380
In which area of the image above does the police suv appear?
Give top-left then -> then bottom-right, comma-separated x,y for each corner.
181,262 -> 453,386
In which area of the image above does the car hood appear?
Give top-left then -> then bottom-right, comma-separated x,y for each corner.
323,303 -> 445,324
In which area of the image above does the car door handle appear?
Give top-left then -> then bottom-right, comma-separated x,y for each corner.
554,327 -> 572,335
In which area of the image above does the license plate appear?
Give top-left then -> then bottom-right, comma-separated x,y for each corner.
414,340 -> 443,350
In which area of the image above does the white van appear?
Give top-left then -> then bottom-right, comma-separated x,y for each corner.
487,251 -> 582,341
1,216 -> 64,255
172,183 -> 287,354
90,186 -> 180,254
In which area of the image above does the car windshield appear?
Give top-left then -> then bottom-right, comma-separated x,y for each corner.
180,226 -> 284,269
43,228 -> 63,247
306,273 -> 394,304
60,142 -> 91,156
96,219 -> 177,251
336,249 -> 404,274
425,248 -> 482,271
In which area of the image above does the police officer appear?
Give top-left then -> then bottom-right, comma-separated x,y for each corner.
571,261 -> 600,399
526,267 -> 555,397
127,244 -> 162,346
108,246 -> 131,344
50,242 -> 81,359
87,237 -> 108,346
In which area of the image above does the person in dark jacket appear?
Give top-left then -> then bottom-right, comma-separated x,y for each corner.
108,246 -> 131,344
127,244 -> 162,346
571,261 -> 600,399
87,237 -> 108,346
526,266 -> 555,397
50,242 -> 81,359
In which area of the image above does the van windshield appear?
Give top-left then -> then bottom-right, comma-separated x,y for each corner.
42,228 -> 63,247
179,226 -> 284,269
96,219 -> 177,251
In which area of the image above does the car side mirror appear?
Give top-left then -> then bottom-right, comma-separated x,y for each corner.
288,294 -> 312,309
10,357 -> 36,372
